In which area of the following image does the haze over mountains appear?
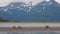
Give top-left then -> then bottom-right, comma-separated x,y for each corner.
0,0 -> 60,22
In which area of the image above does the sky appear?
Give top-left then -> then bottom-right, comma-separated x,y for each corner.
0,0 -> 60,7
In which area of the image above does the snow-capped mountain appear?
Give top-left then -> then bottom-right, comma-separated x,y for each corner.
0,2 -> 32,21
0,2 -> 31,12
0,0 -> 60,22
29,0 -> 60,22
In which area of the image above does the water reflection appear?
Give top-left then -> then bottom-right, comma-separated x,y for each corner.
0,31 -> 60,34
7,32 -> 19,34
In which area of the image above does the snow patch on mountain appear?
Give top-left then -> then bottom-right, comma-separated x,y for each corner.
42,7 -> 45,10
4,8 -> 8,12
49,2 -> 52,5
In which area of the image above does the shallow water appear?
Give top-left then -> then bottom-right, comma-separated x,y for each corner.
0,31 -> 60,34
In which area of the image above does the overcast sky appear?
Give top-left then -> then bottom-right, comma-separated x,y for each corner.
0,0 -> 60,7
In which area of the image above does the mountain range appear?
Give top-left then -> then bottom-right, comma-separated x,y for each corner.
0,0 -> 60,22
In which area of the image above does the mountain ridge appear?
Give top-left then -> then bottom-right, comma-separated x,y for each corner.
0,0 -> 60,22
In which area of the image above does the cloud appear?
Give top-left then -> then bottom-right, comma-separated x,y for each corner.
0,0 -> 60,7
55,0 -> 60,4
0,0 -> 11,7
0,0 -> 43,7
